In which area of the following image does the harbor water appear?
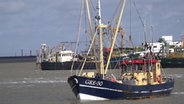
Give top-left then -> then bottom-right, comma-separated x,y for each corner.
0,62 -> 183,104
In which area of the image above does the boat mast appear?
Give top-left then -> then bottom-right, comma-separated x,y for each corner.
85,0 -> 99,72
105,0 -> 126,74
96,0 -> 104,77
96,0 -> 102,25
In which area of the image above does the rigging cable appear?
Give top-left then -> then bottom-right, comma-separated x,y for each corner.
133,0 -> 144,27
71,0 -> 84,74
133,0 -> 147,43
110,0 -> 122,25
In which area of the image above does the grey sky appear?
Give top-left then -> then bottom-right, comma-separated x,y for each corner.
0,0 -> 183,56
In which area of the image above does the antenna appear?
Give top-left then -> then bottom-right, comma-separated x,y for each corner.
96,0 -> 102,25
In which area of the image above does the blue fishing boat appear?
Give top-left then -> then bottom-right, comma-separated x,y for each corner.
68,0 -> 174,100
68,59 -> 174,100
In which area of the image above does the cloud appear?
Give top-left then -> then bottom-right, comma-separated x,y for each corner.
0,1 -> 25,14
0,0 -> 184,56
162,11 -> 181,20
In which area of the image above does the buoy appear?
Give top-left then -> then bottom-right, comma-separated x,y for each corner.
157,75 -> 162,83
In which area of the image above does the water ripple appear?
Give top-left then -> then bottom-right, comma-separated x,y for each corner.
0,77 -> 67,85
172,92 -> 184,95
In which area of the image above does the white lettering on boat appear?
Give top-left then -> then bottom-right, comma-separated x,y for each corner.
85,79 -> 103,86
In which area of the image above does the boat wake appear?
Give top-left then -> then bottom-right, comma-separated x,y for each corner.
172,92 -> 184,95
0,77 -> 67,88
172,74 -> 184,79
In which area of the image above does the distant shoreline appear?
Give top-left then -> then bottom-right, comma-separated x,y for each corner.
0,56 -> 36,63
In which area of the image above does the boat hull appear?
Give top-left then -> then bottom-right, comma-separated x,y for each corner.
161,58 -> 184,68
41,61 -> 96,70
68,75 -> 174,100
41,61 -> 119,70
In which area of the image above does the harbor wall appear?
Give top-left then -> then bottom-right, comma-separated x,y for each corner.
0,56 -> 36,63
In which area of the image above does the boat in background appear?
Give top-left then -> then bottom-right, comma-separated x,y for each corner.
161,47 -> 184,68
68,0 -> 174,100
37,43 -> 121,70
37,43 -> 96,70
158,36 -> 184,68
38,46 -> 121,70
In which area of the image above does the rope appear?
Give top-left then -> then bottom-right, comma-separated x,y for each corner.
70,0 -> 84,75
